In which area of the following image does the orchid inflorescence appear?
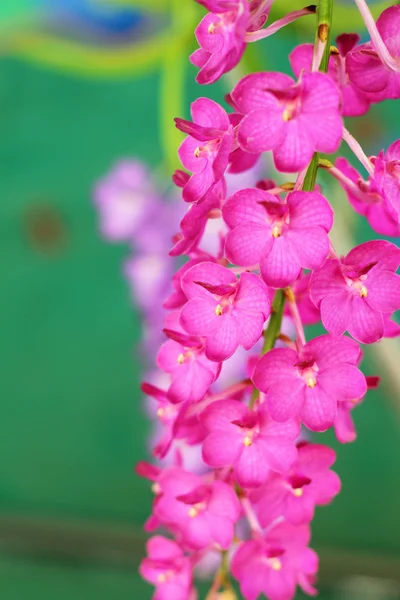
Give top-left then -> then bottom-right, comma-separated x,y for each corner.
120,1 -> 400,599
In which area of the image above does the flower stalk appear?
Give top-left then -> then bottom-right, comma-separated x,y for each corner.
262,289 -> 286,354
354,0 -> 398,71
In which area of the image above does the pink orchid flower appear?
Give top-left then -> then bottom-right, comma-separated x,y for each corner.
170,184 -> 225,257
231,522 -> 318,600
164,257 -> 214,310
222,188 -> 333,287
191,1 -> 315,85
156,331 -> 221,404
154,468 -> 241,550
252,443 -> 341,526
231,71 -> 342,172
347,5 -> 400,101
335,398 -> 363,445
139,535 -> 194,600
191,0 -> 251,85
334,157 -> 399,237
227,113 -> 261,174
93,160 -> 160,242
141,382 -> 181,460
252,334 -> 367,431
201,399 -> 300,488
374,139 -> 400,220
179,262 -> 271,361
175,98 -> 234,203
334,375 -> 379,444
141,383 -> 207,459
384,315 -> 400,339
310,240 -> 400,344
136,461 -> 164,532
124,253 -> 172,316
290,35 -> 371,117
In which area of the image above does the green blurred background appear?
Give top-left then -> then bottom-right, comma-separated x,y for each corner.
0,1 -> 399,598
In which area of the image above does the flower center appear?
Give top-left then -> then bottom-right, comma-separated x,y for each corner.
269,558 -> 282,571
151,482 -> 161,495
306,376 -> 317,388
346,275 -> 369,298
194,139 -> 220,159
281,99 -> 300,122
296,359 -> 319,387
282,108 -> 292,122
271,224 -> 282,238
157,570 -> 174,583
156,405 -> 176,420
210,10 -> 238,33
188,502 -> 206,518
243,435 -> 253,447
215,304 -> 224,316
176,350 -> 195,364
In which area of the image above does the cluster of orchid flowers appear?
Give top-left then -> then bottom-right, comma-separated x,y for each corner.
96,1 -> 400,599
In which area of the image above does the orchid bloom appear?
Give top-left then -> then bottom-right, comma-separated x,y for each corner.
347,5 -> 400,100
179,262 -> 271,361
201,399 -> 300,487
231,71 -> 343,172
231,522 -> 319,600
222,188 -> 333,287
310,241 -> 400,344
252,335 -> 367,431
252,443 -> 341,526
290,34 -> 371,117
176,98 -> 234,203
154,467 -> 241,550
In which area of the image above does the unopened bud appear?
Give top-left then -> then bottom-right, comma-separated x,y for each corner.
280,182 -> 295,191
318,158 -> 334,169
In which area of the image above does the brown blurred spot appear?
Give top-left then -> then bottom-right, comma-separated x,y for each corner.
349,105 -> 385,147
25,203 -> 67,254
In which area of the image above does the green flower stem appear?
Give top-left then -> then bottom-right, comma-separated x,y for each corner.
303,0 -> 334,192
262,290 -> 286,354
302,154 -> 319,192
205,550 -> 235,599
317,0 -> 334,73
268,0 -> 390,32
249,289 -> 285,409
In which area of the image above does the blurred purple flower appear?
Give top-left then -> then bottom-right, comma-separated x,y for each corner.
93,160 -> 161,242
